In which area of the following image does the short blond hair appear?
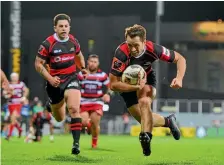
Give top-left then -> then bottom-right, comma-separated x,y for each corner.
125,24 -> 146,41
53,13 -> 71,26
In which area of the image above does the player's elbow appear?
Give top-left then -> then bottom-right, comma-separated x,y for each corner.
175,52 -> 186,65
110,82 -> 118,91
179,55 -> 186,66
34,61 -> 42,72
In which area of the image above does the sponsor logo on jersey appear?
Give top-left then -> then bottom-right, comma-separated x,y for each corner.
53,49 -> 62,53
112,57 -> 126,72
67,81 -> 79,88
162,46 -> 170,57
70,47 -> 75,52
54,56 -> 74,63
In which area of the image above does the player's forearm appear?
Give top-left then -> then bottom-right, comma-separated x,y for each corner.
35,63 -> 52,81
176,54 -> 186,80
110,81 -> 139,92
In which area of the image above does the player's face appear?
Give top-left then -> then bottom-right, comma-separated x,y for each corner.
126,36 -> 146,57
54,20 -> 70,40
87,57 -> 99,72
10,75 -> 19,83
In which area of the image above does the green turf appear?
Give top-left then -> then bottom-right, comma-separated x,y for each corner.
1,135 -> 224,165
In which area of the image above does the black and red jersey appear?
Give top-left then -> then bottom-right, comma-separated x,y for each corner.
110,41 -> 175,77
37,33 -> 81,80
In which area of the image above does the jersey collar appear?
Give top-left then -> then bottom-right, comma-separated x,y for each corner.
53,33 -> 69,42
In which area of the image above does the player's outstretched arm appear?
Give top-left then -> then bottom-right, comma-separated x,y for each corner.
109,73 -> 140,92
170,52 -> 186,89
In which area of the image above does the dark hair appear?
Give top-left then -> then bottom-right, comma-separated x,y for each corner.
88,54 -> 99,60
53,14 -> 71,26
125,24 -> 146,41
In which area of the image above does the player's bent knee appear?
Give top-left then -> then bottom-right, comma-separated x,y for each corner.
67,105 -> 80,115
138,97 -> 151,106
53,114 -> 65,122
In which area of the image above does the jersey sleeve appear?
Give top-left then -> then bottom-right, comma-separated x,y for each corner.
74,38 -> 81,55
153,43 -> 175,63
37,40 -> 50,61
69,35 -> 81,55
110,48 -> 128,77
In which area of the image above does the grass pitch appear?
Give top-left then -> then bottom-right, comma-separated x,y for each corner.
1,135 -> 224,165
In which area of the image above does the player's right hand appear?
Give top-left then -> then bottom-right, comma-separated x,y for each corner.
81,68 -> 89,79
137,72 -> 146,90
49,76 -> 60,87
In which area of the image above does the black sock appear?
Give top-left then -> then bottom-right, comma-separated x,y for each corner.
146,132 -> 152,140
140,132 -> 153,141
70,118 -> 82,145
164,117 -> 170,127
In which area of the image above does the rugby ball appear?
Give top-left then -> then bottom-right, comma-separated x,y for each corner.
121,65 -> 146,85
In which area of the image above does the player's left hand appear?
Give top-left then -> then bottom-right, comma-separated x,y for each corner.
170,78 -> 182,89
81,68 -> 89,79
102,94 -> 110,103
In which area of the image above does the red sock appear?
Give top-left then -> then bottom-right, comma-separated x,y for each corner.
8,124 -> 15,137
14,123 -> 22,132
92,136 -> 98,147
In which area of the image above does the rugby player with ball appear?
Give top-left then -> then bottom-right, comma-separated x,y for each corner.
109,24 -> 186,156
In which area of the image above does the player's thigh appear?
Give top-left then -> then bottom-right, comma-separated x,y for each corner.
64,89 -> 81,112
128,104 -> 141,123
90,111 -> 101,126
80,111 -> 90,125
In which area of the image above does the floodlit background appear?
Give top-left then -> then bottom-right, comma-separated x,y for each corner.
1,1 -> 224,165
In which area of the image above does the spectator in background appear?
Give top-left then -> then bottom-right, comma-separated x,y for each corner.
30,97 -> 40,111
20,99 -> 31,135
122,112 -> 129,134
33,101 -> 44,114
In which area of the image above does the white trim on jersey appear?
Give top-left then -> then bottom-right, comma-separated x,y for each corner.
78,71 -> 106,79
80,80 -> 103,86
80,100 -> 104,106
10,98 -> 22,103
53,33 -> 69,42
80,89 -> 103,95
